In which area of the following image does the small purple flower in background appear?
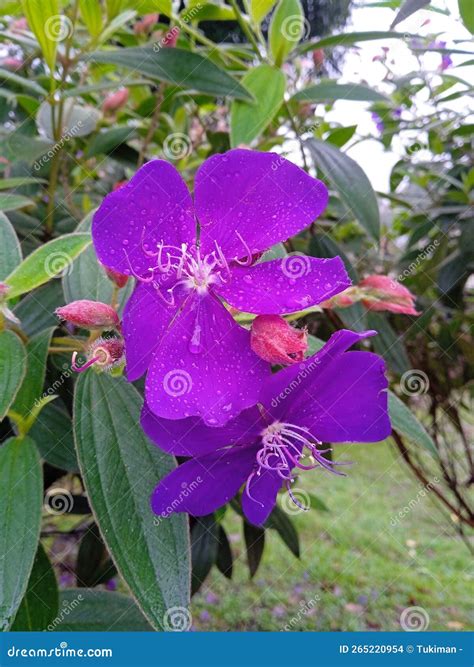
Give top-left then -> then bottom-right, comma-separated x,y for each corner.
92,149 -> 350,426
371,112 -> 385,134
142,330 -> 391,526
429,40 -> 452,71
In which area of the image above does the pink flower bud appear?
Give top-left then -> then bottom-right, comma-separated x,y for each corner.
162,26 -> 179,47
104,266 -> 129,289
321,291 -> 356,309
359,275 -> 420,315
112,180 -> 127,192
72,337 -> 124,373
0,282 -> 10,299
56,300 -> 120,330
312,49 -> 324,68
1,57 -> 24,70
134,13 -> 159,34
102,88 -> 129,114
251,315 -> 307,366
10,17 -> 28,32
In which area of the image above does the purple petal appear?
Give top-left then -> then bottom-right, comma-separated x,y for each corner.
122,281 -> 186,381
145,295 -> 270,426
216,257 -> 350,314
260,329 -> 376,413
92,160 -> 195,277
141,402 -> 263,456
151,446 -> 257,518
242,469 -> 282,526
195,149 -> 328,260
290,350 -> 390,443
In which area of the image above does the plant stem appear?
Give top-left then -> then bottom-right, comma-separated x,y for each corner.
228,0 -> 262,60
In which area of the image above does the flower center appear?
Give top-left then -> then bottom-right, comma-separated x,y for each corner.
245,421 -> 347,511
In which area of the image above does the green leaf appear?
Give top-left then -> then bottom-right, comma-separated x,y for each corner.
73,372 -> 190,630
5,232 -> 91,299
265,505 -> 300,557
0,193 -> 35,212
0,177 -> 46,191
367,312 -> 410,375
37,100 -> 101,141
9,328 -> 53,427
297,31 -> 419,54
325,125 -> 357,148
306,333 -> 325,354
21,0 -> 60,71
0,132 -> 53,165
79,0 -> 103,37
84,127 -> 135,158
87,47 -> 253,100
0,211 -> 22,280
0,330 -> 26,421
0,67 -> 47,95
390,0 -> 430,28
459,0 -> 474,33
191,514 -> 219,595
0,436 -> 42,631
52,589 -> 152,631
30,400 -> 79,472
230,65 -> 285,147
250,0 -> 277,24
269,0 -> 305,67
13,281 -> 64,337
76,523 -> 117,587
243,521 -> 265,578
306,137 -> 380,242
388,391 -> 437,456
215,525 -> 233,579
62,214 -> 133,312
293,81 -> 388,103
307,493 -> 330,512
11,543 -> 59,631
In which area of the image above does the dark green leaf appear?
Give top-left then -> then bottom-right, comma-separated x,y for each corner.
269,0 -> 305,67
306,137 -> 380,242
0,211 -> 22,279
297,31 -> 419,54
30,399 -> 79,472
265,505 -> 300,558
307,493 -> 330,512
191,514 -> 219,595
0,193 -> 34,212
10,327 -> 53,421
325,125 -> 357,148
215,525 -> 233,580
11,543 -> 59,631
0,330 -> 26,421
389,391 -> 437,456
73,372 -> 190,630
458,0 -> 474,33
13,281 -> 65,337
0,436 -> 42,631
87,47 -> 252,100
52,589 -> 152,631
293,82 -> 387,103
391,0 -> 430,28
243,521 -> 265,578
76,523 -> 117,588
367,312 -> 410,375
84,127 -> 136,159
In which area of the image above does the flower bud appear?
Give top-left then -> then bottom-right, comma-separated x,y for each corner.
359,275 -> 419,315
251,315 -> 307,366
10,17 -> 28,32
134,13 -> 159,34
312,49 -> 324,68
72,337 -> 124,373
56,300 -> 120,330
104,266 -> 129,289
1,57 -> 24,70
102,88 -> 129,114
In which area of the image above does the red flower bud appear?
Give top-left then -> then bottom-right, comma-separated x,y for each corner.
112,180 -> 128,192
359,275 -> 420,316
312,49 -> 324,68
1,57 -> 24,71
104,266 -> 129,289
251,315 -> 307,366
56,300 -> 120,330
102,88 -> 129,114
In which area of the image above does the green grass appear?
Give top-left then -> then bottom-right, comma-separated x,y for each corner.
191,440 -> 473,631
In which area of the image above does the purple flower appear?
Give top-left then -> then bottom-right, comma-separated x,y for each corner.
429,40 -> 452,71
142,330 -> 391,526
92,149 -> 350,426
371,112 -> 384,134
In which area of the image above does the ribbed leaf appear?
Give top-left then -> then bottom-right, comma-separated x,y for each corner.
0,330 -> 26,421
0,211 -> 22,279
389,391 -> 437,456
73,372 -> 190,630
0,437 -> 42,631
293,82 -> 387,103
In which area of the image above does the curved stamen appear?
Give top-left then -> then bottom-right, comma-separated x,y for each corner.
123,249 -> 155,283
286,480 -> 310,511
71,351 -> 100,373
234,232 -> 254,267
